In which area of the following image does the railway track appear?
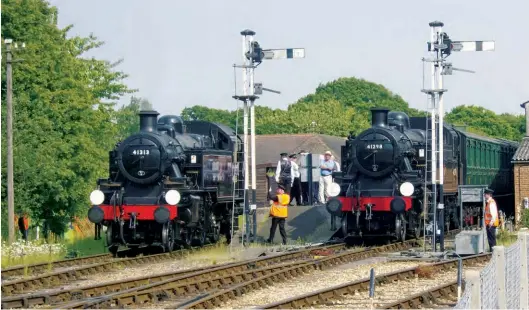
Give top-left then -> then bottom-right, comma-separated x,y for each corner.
2,243 -> 347,309
259,253 -> 489,309
161,241 -> 416,309
1,252 -> 120,279
50,242 -> 351,309
1,245 -> 214,296
382,281 -> 459,309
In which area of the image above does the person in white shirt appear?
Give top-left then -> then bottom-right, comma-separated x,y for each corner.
275,152 -> 294,194
484,188 -> 499,252
289,154 -> 302,206
319,151 -> 338,204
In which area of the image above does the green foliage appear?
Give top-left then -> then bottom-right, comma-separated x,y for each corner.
182,77 -> 422,136
180,78 -> 524,142
1,0 -> 134,237
114,96 -> 143,141
521,209 -> 529,229
445,105 -> 523,141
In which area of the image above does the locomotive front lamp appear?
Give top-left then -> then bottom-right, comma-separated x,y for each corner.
399,182 -> 414,197
165,190 -> 181,205
89,190 -> 105,205
327,183 -> 341,197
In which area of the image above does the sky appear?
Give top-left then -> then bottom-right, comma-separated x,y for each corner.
48,0 -> 528,117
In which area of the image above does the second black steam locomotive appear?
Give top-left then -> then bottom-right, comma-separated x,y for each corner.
327,108 -> 518,241
88,109 -> 244,254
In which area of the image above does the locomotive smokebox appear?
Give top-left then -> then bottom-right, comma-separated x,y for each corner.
139,110 -> 160,132
371,108 -> 390,127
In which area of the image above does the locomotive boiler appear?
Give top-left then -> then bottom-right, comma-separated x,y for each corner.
88,109 -> 244,255
327,107 -> 518,242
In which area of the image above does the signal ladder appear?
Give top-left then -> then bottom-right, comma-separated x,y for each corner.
230,106 -> 256,246
421,89 -> 441,251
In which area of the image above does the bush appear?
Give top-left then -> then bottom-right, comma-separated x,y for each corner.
521,209 -> 529,229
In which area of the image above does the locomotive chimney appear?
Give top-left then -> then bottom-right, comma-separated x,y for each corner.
522,100 -> 529,137
371,108 -> 390,127
139,110 -> 160,132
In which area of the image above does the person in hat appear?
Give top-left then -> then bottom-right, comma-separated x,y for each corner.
266,184 -> 289,245
275,152 -> 294,194
318,151 -> 338,204
484,188 -> 499,252
289,154 -> 302,206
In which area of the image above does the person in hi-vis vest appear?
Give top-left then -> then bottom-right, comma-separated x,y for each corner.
484,188 -> 499,252
266,184 -> 289,245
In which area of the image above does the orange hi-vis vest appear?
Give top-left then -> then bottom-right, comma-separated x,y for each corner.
270,194 -> 289,218
15,215 -> 30,230
485,198 -> 499,227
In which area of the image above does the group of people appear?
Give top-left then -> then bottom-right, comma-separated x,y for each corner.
267,150 -> 340,244
273,150 -> 340,207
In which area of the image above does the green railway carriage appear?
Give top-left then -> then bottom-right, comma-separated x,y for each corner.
409,117 -> 519,226
458,131 -> 518,195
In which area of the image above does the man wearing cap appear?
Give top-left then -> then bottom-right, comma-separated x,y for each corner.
275,152 -> 294,194
319,151 -> 338,204
484,188 -> 499,252
289,154 -> 302,206
266,184 -> 289,245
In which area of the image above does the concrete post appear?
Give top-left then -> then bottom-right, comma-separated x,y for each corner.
519,231 -> 529,309
466,269 -> 482,309
493,245 -> 507,309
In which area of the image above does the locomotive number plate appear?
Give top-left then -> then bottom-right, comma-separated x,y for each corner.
132,149 -> 150,155
365,144 -> 383,150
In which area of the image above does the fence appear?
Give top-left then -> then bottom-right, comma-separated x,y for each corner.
455,229 -> 529,309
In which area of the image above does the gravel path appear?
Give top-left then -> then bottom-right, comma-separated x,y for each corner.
218,257 -> 427,309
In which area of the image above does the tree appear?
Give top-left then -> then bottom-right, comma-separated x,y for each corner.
445,105 -> 521,141
114,96 -> 145,141
1,0 -> 134,238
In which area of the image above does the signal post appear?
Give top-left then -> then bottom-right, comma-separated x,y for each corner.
424,21 -> 495,252
233,30 -> 305,245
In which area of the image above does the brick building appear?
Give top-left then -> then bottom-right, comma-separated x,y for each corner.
252,134 -> 346,207
512,100 -> 529,226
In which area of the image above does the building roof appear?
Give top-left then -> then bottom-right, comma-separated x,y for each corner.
512,137 -> 529,162
255,134 -> 346,166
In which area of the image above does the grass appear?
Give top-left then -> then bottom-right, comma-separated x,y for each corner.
65,237 -> 107,258
496,229 -> 518,247
1,236 -> 108,270
1,239 -> 67,269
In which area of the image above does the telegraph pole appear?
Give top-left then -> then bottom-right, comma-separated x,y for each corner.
233,30 -> 305,245
4,39 -> 25,243
424,21 -> 495,252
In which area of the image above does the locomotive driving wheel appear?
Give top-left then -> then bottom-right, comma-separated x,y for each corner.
395,214 -> 406,242
181,227 -> 192,248
415,218 -> 424,239
341,213 -> 350,237
192,227 -> 207,246
105,224 -> 119,257
161,222 -> 175,252
208,214 -> 221,243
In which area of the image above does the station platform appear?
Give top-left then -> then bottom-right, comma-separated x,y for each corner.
236,204 -> 337,244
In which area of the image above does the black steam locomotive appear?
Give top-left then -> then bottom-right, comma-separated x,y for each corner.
88,109 -> 244,254
327,108 -> 518,241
